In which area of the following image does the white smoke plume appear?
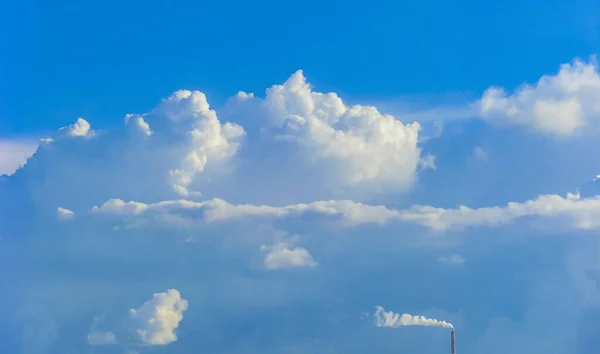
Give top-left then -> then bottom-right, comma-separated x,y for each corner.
374,306 -> 454,329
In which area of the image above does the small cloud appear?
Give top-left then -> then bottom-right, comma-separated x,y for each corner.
419,154 -> 436,170
87,289 -> 188,347
260,242 -> 318,270
58,118 -> 95,138
57,207 -> 75,221
87,331 -> 117,345
438,254 -> 465,265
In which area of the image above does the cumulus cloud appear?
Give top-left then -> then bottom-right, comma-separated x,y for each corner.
128,289 -> 188,346
155,90 -> 245,197
125,114 -> 153,137
87,289 -> 188,347
226,70 -> 426,195
479,57 -> 600,136
260,242 -> 318,270
56,207 -> 74,221
0,88 -> 248,225
0,139 -> 38,176
58,118 -> 95,138
0,70 -> 432,230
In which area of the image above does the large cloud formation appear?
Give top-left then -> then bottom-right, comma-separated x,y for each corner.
1,62 -> 599,354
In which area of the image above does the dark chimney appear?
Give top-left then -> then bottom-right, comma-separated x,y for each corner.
451,329 -> 456,354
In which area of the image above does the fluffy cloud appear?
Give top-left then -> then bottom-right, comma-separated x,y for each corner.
0,89 -> 249,229
0,70 -> 430,230
58,118 -> 95,138
154,90 -> 245,197
128,289 -> 188,346
125,114 -> 153,137
87,289 -> 188,347
479,57 -> 600,136
260,242 -> 318,270
225,70 -> 426,196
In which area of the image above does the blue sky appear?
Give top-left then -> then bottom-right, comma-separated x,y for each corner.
1,1 -> 600,354
2,0 -> 598,135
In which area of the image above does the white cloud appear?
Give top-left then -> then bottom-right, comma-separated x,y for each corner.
92,199 -> 149,216
419,154 -> 436,170
127,289 -> 188,346
56,207 -> 74,221
226,70 -> 425,194
58,118 -> 95,138
86,290 -> 188,347
400,191 -> 600,231
479,57 -> 600,136
0,89 -> 247,220
90,197 -> 402,227
0,139 -> 38,176
125,114 -> 153,137
0,70 -> 432,223
438,254 -> 465,265
260,242 -> 318,270
88,191 -> 600,232
140,90 -> 245,196
153,90 -> 245,197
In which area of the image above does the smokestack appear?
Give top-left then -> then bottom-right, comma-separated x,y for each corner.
451,329 -> 456,354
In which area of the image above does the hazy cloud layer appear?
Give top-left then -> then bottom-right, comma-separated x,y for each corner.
2,59 -> 599,354
0,139 -> 38,176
